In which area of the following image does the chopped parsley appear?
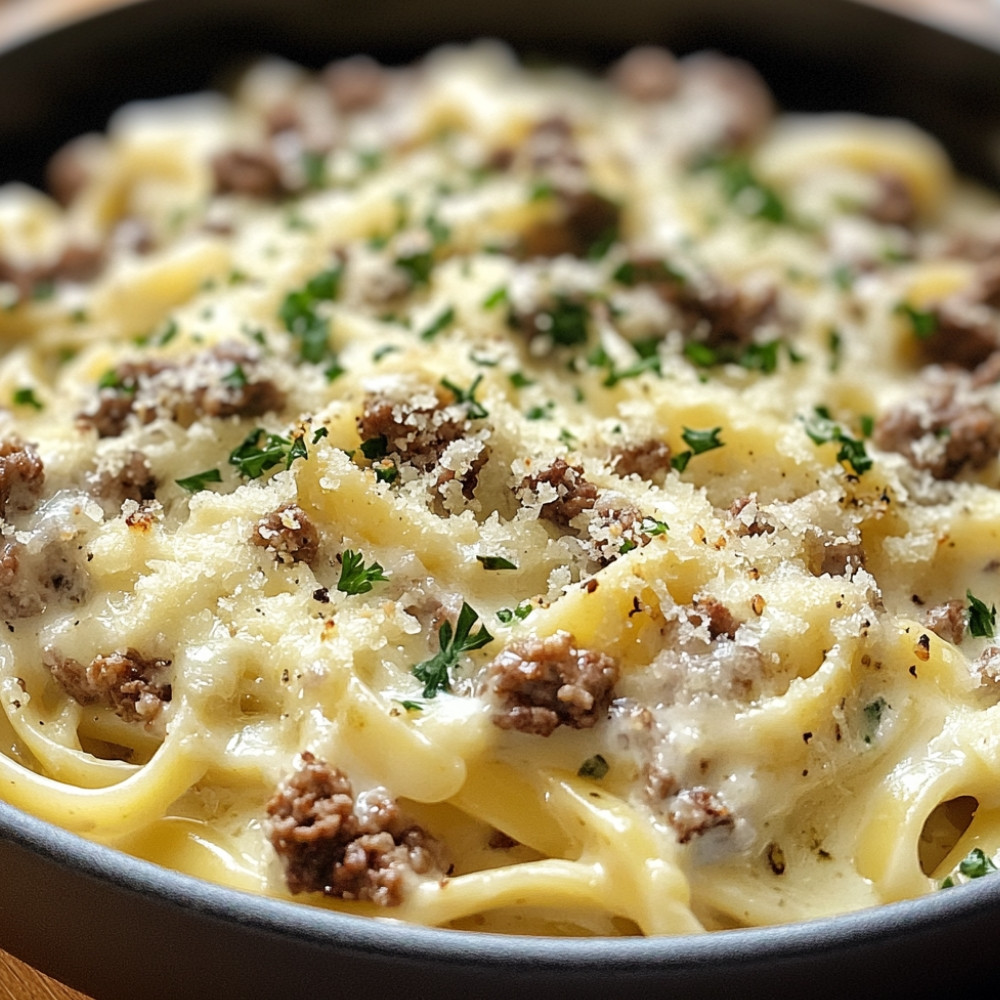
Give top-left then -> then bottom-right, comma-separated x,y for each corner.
337,549 -> 390,595
497,600 -> 534,624
697,153 -> 788,224
578,754 -> 609,779
311,426 -> 329,444
395,247 -> 434,286
229,428 -> 308,479
941,847 -> 998,889
612,257 -> 686,288
959,847 -> 997,879
279,265 -> 343,366
398,700 -> 424,712
513,296 -> 589,347
603,340 -> 662,386
967,590 -> 997,638
508,371 -> 535,389
221,363 -> 248,389
301,150 -> 327,189
862,696 -> 888,744
895,301 -> 938,340
12,387 -> 43,411
683,338 -> 794,374
412,602 -> 493,698
641,517 -> 669,536
175,468 -> 222,493
482,286 -> 509,310
420,304 -> 455,341
441,374 -> 488,419
671,426 -> 725,472
802,406 -> 873,476
359,435 -> 388,460
373,461 -> 399,484
477,555 -> 517,571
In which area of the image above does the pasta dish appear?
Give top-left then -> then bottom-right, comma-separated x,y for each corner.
2,42 -> 1000,936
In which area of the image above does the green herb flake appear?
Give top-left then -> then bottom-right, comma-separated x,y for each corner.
578,754 -> 609,780
682,426 -> 724,455
802,407 -> 873,476
311,426 -> 329,444
395,248 -> 434,287
175,468 -> 222,493
359,435 -> 388,460
12,387 -> 43,411
641,517 -> 669,537
221,363 -> 248,389
441,374 -> 488,419
496,600 -> 534,624
697,153 -> 788,224
374,462 -> 399,484
508,371 -> 535,389
862,696 -> 888,744
959,847 -> 997,879
412,602 -> 493,698
398,700 -> 424,712
337,549 -> 390,595
895,301 -> 939,340
967,590 -> 997,639
229,429 -> 307,479
301,150 -> 327,189
477,555 -> 517,571
482,286 -> 509,310
419,304 -> 456,341
279,266 -> 343,366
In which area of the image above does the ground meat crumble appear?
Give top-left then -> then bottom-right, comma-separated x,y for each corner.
251,504 -> 320,565
266,753 -> 445,905
76,344 -> 286,437
485,631 -> 620,736
0,439 -> 44,519
44,646 -> 171,723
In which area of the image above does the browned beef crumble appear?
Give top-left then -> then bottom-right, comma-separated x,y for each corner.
867,171 -> 918,228
88,451 -> 157,512
620,256 -> 778,351
645,767 -> 735,843
810,537 -> 867,578
485,631 -> 619,737
211,147 -> 289,199
0,243 -> 104,304
689,596 -> 740,641
727,495 -> 774,537
518,188 -> 621,260
266,753 -> 444,905
874,366 -> 1000,480
44,646 -> 171,723
666,787 -> 735,844
356,390 -> 487,498
914,265 -> 1000,370
609,46 -> 681,102
679,51 -> 775,151
521,458 -> 598,527
612,439 -> 673,480
0,439 -> 44,519
45,137 -> 94,205
76,345 -> 286,437
252,504 -> 320,566
323,56 -> 388,114
923,599 -> 966,645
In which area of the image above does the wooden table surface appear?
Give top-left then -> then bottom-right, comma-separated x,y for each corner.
0,948 -> 92,1000
1,0 -> 999,997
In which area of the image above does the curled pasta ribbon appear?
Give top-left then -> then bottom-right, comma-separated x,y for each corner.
0,704 -> 206,840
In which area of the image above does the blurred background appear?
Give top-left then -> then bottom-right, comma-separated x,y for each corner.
1,0 -> 1000,45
